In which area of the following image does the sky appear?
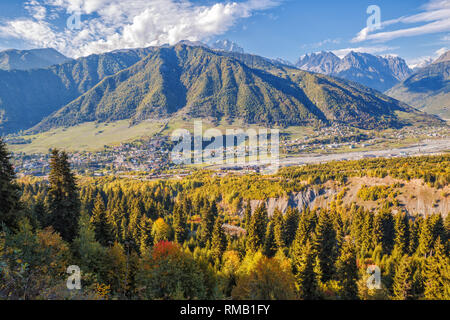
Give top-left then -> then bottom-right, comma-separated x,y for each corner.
0,0 -> 448,67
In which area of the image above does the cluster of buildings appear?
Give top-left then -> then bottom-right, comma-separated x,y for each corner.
13,137 -> 173,177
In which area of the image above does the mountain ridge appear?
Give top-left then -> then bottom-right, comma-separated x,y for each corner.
387,51 -> 450,119
296,51 -> 413,92
30,44 -> 442,133
0,48 -> 71,71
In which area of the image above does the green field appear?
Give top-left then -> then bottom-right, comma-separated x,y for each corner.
8,120 -> 165,154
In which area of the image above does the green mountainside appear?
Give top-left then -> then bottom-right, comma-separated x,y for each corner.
0,48 -> 155,133
31,44 -> 441,133
387,54 -> 450,120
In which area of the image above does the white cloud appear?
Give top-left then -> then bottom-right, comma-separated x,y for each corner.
0,0 -> 280,57
352,0 -> 450,43
302,38 -> 341,49
407,46 -> 448,68
332,46 -> 397,58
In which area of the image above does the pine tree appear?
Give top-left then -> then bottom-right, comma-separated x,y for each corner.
139,216 -> 153,255
424,238 -> 450,300
373,208 -> 395,255
244,199 -> 252,229
394,213 -> 410,255
293,240 -> 318,300
314,210 -> 337,282
336,237 -> 358,300
0,138 -> 21,229
73,211 -> 105,274
409,216 -> 422,255
429,214 -> 445,246
445,215 -> 450,254
91,193 -> 113,246
198,200 -> 217,246
360,210 -> 374,255
272,208 -> 285,249
418,216 -> 434,257
211,217 -> 227,262
246,203 -> 268,252
46,149 -> 80,242
263,221 -> 277,258
392,255 -> 415,300
173,203 -> 188,243
284,207 -> 299,247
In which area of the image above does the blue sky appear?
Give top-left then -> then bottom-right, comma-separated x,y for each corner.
0,0 -> 448,67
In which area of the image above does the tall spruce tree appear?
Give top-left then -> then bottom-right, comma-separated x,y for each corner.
139,216 -> 153,255
394,213 -> 410,255
244,199 -> 252,230
246,203 -> 268,252
272,208 -> 285,249
373,208 -> 395,255
392,255 -> 415,300
424,238 -> 450,300
91,193 -> 113,246
293,240 -> 318,300
336,237 -> 359,300
46,149 -> 80,242
0,138 -> 21,229
314,210 -> 337,282
173,203 -> 188,243
409,216 -> 422,255
211,217 -> 227,262
418,216 -> 434,257
263,221 -> 277,258
198,200 -> 217,246
284,207 -> 299,247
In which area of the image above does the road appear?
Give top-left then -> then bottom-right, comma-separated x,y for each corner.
279,138 -> 450,167
211,138 -> 450,170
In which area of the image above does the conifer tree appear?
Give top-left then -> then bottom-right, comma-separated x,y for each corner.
91,193 -> 113,246
284,207 -> 299,247
139,216 -> 153,255
424,238 -> 450,300
293,240 -> 318,300
173,203 -> 188,243
246,203 -> 268,252
198,200 -> 217,246
0,138 -> 21,229
418,216 -> 434,257
336,237 -> 358,300
272,208 -> 285,248
332,210 -> 345,255
46,149 -> 80,242
244,199 -> 252,229
429,214 -> 445,246
73,211 -> 105,274
373,208 -> 395,255
211,217 -> 227,262
360,210 -> 374,255
409,216 -> 422,255
263,221 -> 277,258
392,255 -> 415,300
314,210 -> 337,282
394,213 -> 410,255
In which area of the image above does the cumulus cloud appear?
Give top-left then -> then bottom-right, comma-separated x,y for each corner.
352,0 -> 450,43
0,0 -> 280,57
